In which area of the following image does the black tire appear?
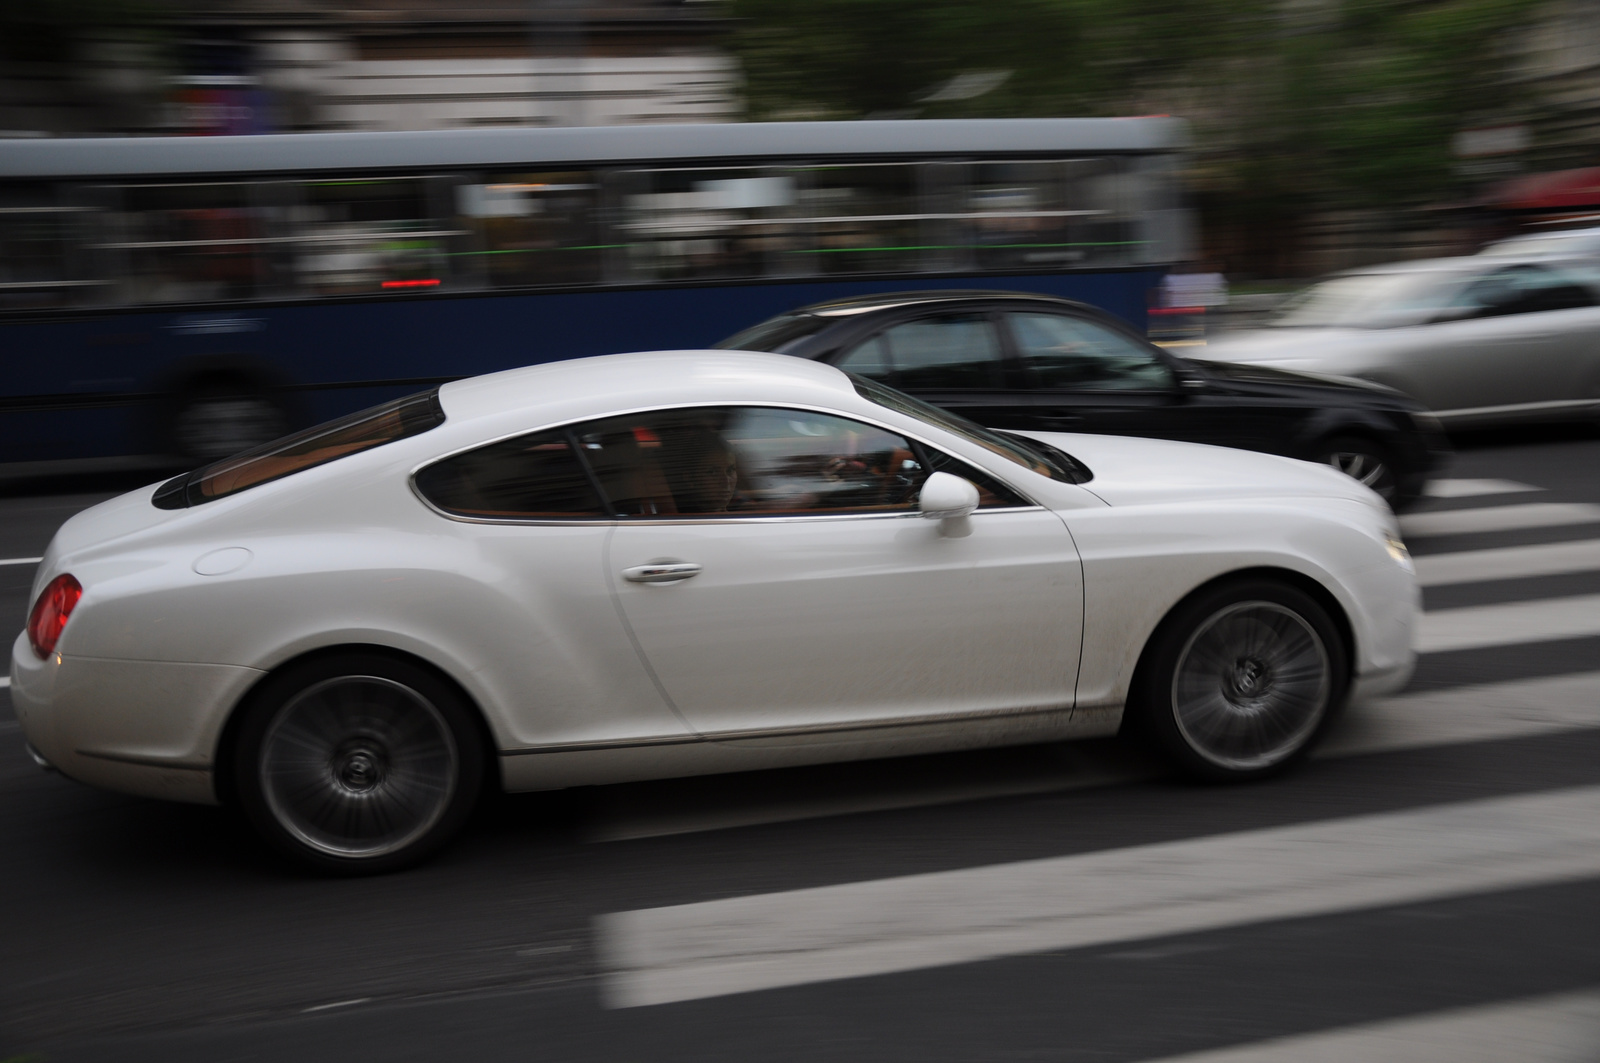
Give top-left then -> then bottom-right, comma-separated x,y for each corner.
1128,578 -> 1348,782
169,383 -> 290,462
232,653 -> 485,875
1310,434 -> 1398,505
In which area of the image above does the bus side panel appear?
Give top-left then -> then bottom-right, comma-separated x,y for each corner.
0,269 -> 1161,463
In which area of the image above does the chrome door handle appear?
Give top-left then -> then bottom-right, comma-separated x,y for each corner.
622,562 -> 702,584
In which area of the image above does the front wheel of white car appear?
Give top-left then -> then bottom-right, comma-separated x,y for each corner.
233,653 -> 485,874
1129,579 -> 1348,782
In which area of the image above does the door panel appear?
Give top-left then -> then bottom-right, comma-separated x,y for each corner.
572,402 -> 1083,738
608,509 -> 1083,736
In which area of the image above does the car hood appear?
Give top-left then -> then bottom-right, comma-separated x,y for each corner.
1187,357 -> 1403,400
1019,431 -> 1382,511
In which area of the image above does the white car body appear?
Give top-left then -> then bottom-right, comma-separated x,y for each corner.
1197,255 -> 1600,427
11,351 -> 1416,810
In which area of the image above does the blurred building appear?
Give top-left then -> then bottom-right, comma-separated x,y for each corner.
0,0 -> 737,137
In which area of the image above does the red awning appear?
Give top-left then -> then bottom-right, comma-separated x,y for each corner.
1483,166 -> 1600,211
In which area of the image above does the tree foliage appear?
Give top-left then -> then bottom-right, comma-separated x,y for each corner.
728,0 -> 1546,217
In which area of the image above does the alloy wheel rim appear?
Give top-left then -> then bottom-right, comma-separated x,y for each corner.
259,675 -> 458,858
1325,450 -> 1392,494
1170,601 -> 1331,771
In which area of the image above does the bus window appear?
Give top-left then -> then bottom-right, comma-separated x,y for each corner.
455,172 -> 603,288
1072,158 -> 1140,266
103,182 -> 285,305
791,163 -> 923,276
295,176 -> 462,296
964,161 -> 1089,271
0,187 -> 101,310
619,167 -> 799,281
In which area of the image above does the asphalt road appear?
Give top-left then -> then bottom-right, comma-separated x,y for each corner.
3,427 -> 1600,1062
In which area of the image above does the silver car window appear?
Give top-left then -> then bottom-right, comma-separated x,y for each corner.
1269,272 -> 1461,328
1447,264 -> 1596,316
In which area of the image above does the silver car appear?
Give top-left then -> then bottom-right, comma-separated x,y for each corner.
1479,226 -> 1600,259
1196,255 -> 1600,429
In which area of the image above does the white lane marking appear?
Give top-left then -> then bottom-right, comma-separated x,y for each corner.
1417,592 -> 1600,653
1400,502 -> 1600,539
595,785 -> 1600,1008
0,557 -> 42,567
1424,478 -> 1541,499
591,671 -> 1600,843
302,998 -> 370,1013
1320,670 -> 1600,758
0,676 -> 9,689
1417,537 -> 1600,587
1143,986 -> 1600,1063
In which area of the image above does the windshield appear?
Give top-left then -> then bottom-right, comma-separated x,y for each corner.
851,375 -> 1090,484
153,389 -> 445,508
1268,271 -> 1459,328
713,313 -> 831,353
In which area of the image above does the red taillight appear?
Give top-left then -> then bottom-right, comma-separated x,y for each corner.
27,574 -> 82,659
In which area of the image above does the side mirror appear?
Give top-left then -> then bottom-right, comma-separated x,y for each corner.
919,472 -> 980,522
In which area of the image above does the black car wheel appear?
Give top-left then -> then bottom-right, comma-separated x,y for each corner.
1311,435 -> 1398,503
1128,579 -> 1348,782
232,653 -> 486,875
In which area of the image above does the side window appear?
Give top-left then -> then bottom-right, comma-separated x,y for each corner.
413,430 -> 605,519
835,335 -> 893,381
1009,312 -> 1173,390
876,314 -> 1004,390
1453,265 -> 1596,318
574,407 -> 929,517
921,448 -> 1029,508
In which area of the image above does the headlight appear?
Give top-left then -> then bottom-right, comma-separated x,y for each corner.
1385,535 -> 1414,574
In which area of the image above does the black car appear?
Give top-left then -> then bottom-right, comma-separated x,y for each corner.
715,291 -> 1450,507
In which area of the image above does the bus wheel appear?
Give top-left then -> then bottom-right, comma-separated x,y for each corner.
170,384 -> 289,462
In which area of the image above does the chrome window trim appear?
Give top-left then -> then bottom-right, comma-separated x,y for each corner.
408,398 -> 1047,525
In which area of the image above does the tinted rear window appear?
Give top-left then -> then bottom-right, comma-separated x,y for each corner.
413,429 -> 605,519
153,389 -> 445,509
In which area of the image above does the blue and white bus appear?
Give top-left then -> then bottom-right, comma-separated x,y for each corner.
0,117 -> 1192,466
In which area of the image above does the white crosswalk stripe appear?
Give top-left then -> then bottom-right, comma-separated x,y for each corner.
1140,987 -> 1600,1063
1423,477 -> 1542,499
590,670 -> 1600,843
597,785 -> 1600,1007
1400,501 -> 1600,538
1416,537 -> 1600,586
1417,592 -> 1600,653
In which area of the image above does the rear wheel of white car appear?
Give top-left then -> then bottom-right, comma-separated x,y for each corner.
233,653 -> 485,874
1130,579 -> 1348,782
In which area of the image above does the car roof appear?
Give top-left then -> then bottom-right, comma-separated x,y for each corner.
436,349 -> 858,425
1334,252 -> 1597,277
790,290 -> 1098,317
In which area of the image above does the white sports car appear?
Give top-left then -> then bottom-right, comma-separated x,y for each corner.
11,352 -> 1417,872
